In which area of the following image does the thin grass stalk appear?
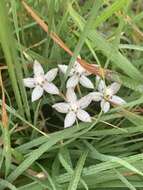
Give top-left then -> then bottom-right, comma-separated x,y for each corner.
0,1 -> 24,116
10,0 -> 31,121
0,72 -> 11,176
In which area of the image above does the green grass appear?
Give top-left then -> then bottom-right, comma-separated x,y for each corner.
1,0 -> 143,189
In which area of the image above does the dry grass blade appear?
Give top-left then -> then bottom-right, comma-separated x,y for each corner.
0,72 -> 8,128
0,66 -> 7,70
0,71 -> 11,176
21,0 -> 108,78
2,93 -> 8,129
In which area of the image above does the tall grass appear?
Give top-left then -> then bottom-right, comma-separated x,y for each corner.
1,0 -> 143,189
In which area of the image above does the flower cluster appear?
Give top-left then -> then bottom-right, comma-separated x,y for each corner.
23,59 -> 126,128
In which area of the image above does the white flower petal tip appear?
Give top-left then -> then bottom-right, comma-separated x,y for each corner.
77,109 -> 92,122
88,92 -> 102,102
43,83 -> 59,95
31,86 -> 44,102
52,103 -> 69,113
23,78 -> 35,88
98,80 -> 106,93
34,60 -> 44,76
79,75 -> 94,89
58,64 -> 68,74
101,100 -> 110,113
74,62 -> 85,74
96,75 -> 100,82
110,95 -> 126,105
78,95 -> 92,109
45,68 -> 58,82
64,112 -> 76,128
66,75 -> 79,88
108,82 -> 121,95
96,75 -> 103,84
66,88 -> 77,102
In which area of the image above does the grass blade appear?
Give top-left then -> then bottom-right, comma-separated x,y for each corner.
0,72 -> 11,176
116,170 -> 137,190
0,179 -> 18,190
0,0 -> 24,116
67,151 -> 88,190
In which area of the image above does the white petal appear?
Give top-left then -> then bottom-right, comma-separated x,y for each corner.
79,75 -> 94,89
98,80 -> 106,93
23,78 -> 35,88
110,95 -> 126,105
34,60 -> 44,76
58,64 -> 68,74
64,111 -> 76,128
66,88 -> 77,102
108,82 -> 121,95
66,75 -> 79,88
88,92 -> 102,101
69,68 -> 75,76
96,75 -> 101,83
52,103 -> 69,113
43,82 -> 59,94
77,109 -> 91,122
96,76 -> 106,93
84,70 -> 91,76
32,86 -> 44,102
100,99 -> 110,113
45,68 -> 58,82
78,95 -> 92,109
74,61 -> 85,74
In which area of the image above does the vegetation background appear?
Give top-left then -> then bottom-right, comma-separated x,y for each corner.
1,0 -> 143,189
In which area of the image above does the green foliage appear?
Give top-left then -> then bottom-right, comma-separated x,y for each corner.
1,0 -> 143,189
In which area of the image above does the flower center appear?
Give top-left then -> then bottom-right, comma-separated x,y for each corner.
35,75 -> 45,86
76,72 -> 81,77
69,102 -> 78,112
104,88 -> 112,100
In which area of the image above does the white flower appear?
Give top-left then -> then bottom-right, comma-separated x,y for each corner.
89,76 -> 126,113
23,60 -> 59,102
52,88 -> 92,128
58,59 -> 94,89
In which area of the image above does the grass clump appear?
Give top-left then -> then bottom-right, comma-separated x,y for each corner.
1,0 -> 143,189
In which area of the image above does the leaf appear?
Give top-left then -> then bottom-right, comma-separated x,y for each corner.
67,151 -> 88,190
0,0 -> 24,116
116,170 -> 137,190
0,179 -> 18,190
58,151 -> 88,190
0,72 -> 11,176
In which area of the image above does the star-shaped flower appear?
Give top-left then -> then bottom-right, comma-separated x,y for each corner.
58,59 -> 94,89
52,88 -> 92,128
23,60 -> 59,102
89,76 -> 126,113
